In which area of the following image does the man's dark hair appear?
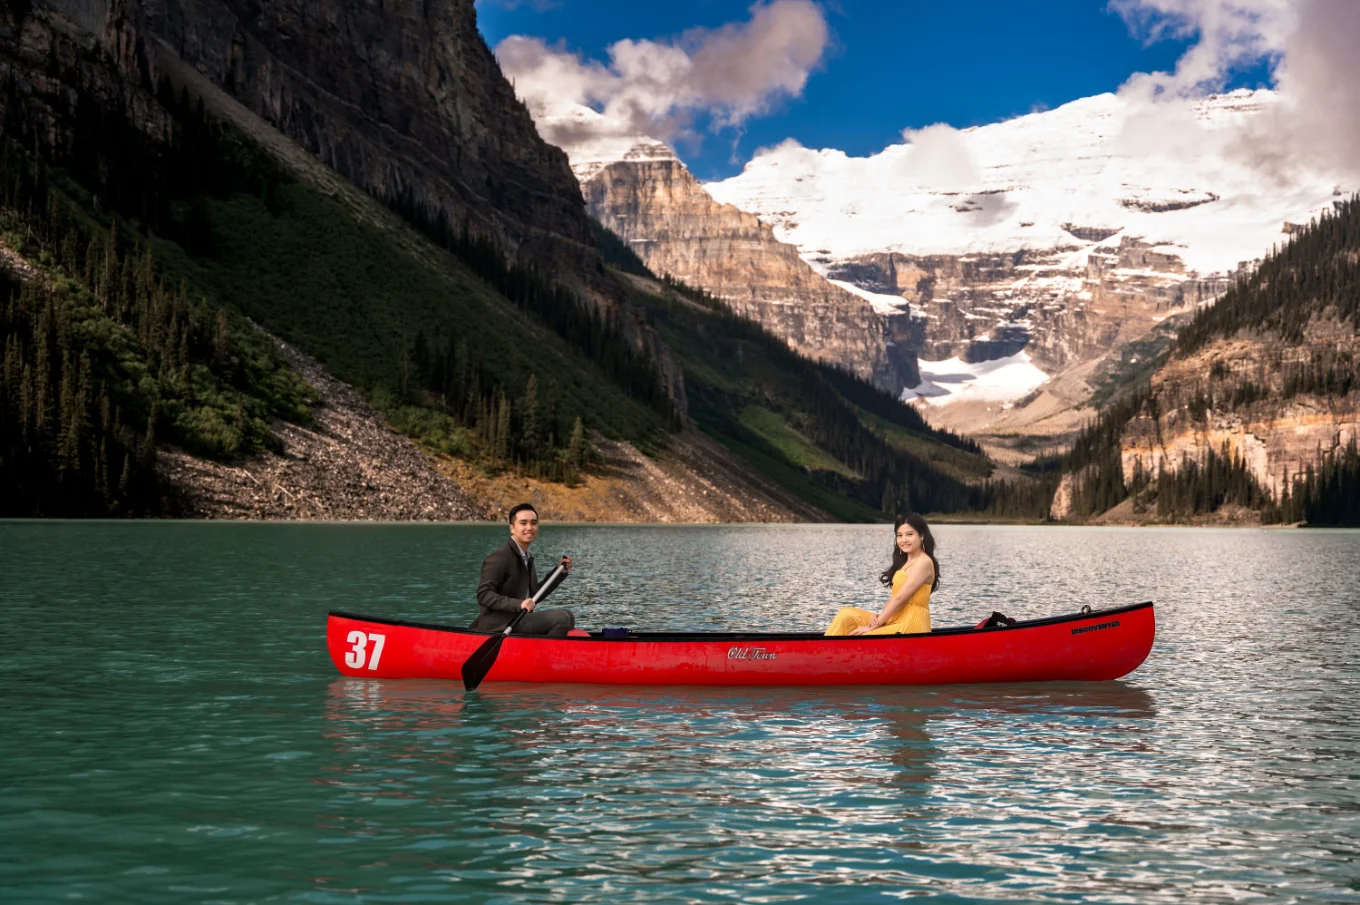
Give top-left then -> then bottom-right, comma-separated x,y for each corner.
508,502 -> 538,523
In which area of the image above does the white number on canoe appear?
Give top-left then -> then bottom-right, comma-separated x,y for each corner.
344,630 -> 387,670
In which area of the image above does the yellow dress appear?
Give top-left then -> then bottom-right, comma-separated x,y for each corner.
825,561 -> 932,636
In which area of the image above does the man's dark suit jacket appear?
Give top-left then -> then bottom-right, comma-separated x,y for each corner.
471,540 -> 539,632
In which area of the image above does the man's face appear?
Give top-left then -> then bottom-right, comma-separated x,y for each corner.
510,511 -> 539,548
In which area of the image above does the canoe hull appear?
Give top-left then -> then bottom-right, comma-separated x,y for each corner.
326,602 -> 1154,686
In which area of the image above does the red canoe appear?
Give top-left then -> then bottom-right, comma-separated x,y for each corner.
326,601 -> 1154,686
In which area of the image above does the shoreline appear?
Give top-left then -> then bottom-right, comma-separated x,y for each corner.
0,517 -> 1332,528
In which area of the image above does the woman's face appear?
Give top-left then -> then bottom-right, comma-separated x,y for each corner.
895,524 -> 922,555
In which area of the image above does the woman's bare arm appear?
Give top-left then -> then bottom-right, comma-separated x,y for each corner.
851,558 -> 933,634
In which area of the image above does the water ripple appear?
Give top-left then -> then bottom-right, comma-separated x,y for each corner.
1,523 -> 1358,903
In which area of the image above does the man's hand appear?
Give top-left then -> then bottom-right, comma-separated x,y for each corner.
520,598 -> 536,612
561,555 -> 573,573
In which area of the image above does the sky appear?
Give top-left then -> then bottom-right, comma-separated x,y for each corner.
475,0 -> 1276,181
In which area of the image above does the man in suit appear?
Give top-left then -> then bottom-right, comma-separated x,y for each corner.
472,502 -> 575,635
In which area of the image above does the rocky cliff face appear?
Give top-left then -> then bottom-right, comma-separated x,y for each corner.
827,238 -> 1239,372
6,0 -> 609,282
583,157 -> 921,391
137,0 -> 594,271
4,1 -> 167,146
4,0 -> 687,409
1049,323 -> 1360,521
1122,326 -> 1359,497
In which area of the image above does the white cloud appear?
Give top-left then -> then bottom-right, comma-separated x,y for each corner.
495,0 -> 829,147
900,124 -> 980,191
1111,0 -> 1360,178
1113,95 -> 1220,159
1246,0 -> 1360,177
1111,0 -> 1294,99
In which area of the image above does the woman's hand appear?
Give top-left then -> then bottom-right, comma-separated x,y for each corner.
850,617 -> 885,635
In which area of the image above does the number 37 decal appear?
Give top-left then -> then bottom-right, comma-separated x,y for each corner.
345,630 -> 387,670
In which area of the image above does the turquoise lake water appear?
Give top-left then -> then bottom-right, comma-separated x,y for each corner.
2,522 -> 1357,903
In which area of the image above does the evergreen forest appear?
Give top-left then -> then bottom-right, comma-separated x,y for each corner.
9,25 -> 1352,525
0,36 -> 1031,520
1057,197 -> 1360,526
634,276 -> 1053,521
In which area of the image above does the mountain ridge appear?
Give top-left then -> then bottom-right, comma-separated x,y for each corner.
2,0 -> 1010,522
554,87 -> 1354,450
1050,196 -> 1360,525
583,156 -> 922,392
539,103 -> 922,394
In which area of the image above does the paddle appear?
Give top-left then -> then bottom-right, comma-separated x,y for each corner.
461,561 -> 569,691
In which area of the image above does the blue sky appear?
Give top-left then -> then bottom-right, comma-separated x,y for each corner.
477,1 -> 1275,181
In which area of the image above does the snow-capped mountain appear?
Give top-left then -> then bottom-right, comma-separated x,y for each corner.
698,89 -> 1351,436
536,105 -> 925,392
706,90 -> 1344,277
532,91 -> 1352,442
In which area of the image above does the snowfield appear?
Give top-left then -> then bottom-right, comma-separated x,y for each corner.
901,353 -> 1050,407
826,278 -> 913,315
525,88 -> 1354,421
705,90 -> 1352,278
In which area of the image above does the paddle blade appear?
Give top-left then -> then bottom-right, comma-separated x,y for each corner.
461,565 -> 566,691
461,633 -> 506,691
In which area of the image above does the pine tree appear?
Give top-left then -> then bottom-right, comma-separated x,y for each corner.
520,374 -> 541,466
566,415 -> 586,484
493,392 -> 511,465
213,308 -> 230,369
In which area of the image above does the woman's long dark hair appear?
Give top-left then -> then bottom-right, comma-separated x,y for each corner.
879,513 -> 940,592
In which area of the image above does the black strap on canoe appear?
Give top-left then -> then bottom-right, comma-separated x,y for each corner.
974,611 -> 1016,629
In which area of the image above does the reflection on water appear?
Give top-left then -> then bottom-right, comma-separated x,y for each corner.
1,522 -> 1357,904
314,679 -> 1162,901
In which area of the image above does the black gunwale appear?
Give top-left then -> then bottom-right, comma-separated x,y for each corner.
328,601 -> 1153,643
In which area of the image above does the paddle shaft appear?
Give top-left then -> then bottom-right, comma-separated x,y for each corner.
461,561 -> 568,691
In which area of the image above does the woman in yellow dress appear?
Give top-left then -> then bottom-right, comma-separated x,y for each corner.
825,514 -> 937,636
